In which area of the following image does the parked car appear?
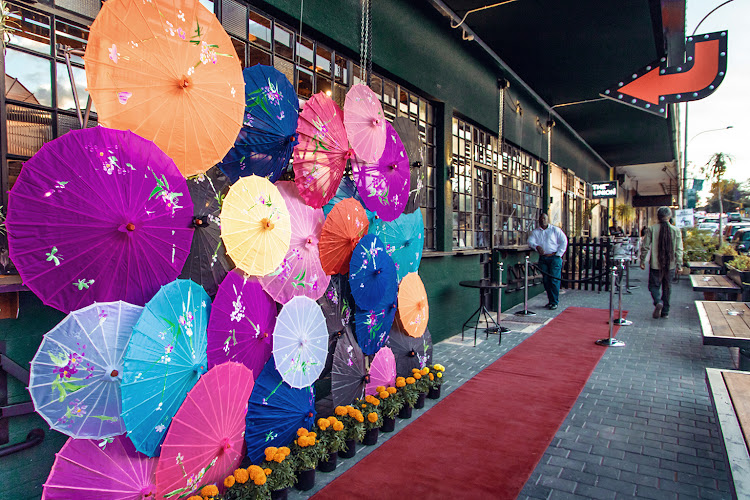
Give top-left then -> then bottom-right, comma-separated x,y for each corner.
724,222 -> 750,241
728,212 -> 743,222
731,228 -> 750,253
698,219 -> 720,234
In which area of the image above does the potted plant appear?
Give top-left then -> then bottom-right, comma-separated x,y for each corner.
427,363 -> 446,399
411,367 -> 431,408
291,428 -> 323,491
375,386 -> 402,432
218,465 -> 271,500
726,255 -> 750,300
260,446 -> 295,500
714,243 -> 738,268
683,227 -> 718,264
356,394 -> 382,445
396,376 -> 419,419
316,416 -> 346,472
333,405 -> 364,458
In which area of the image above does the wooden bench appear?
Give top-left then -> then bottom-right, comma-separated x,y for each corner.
705,368 -> 750,500
688,261 -> 723,275
691,275 -> 742,301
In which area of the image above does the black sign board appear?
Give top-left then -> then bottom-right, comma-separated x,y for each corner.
591,181 -> 617,199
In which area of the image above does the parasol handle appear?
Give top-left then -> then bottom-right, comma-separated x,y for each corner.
220,437 -> 231,453
126,223 -> 136,232
408,350 -> 416,357
261,218 -> 275,230
192,215 -> 209,228
139,485 -> 156,498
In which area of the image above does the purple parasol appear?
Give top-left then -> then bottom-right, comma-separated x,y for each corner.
258,181 -> 330,304
6,127 -> 193,313
351,122 -> 410,222
207,269 -> 277,378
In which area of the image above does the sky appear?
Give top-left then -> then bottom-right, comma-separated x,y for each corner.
684,0 -> 750,202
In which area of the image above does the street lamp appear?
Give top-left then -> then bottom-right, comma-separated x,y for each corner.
683,125 -> 733,207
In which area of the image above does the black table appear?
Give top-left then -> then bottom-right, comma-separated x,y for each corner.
459,280 -> 509,346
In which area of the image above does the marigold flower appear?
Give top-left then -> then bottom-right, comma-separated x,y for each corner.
361,404 -> 367,409
264,468 -> 272,476
376,385 -> 386,393
187,496 -> 202,500
224,475 -> 235,488
406,377 -> 415,384
200,485 -> 219,498
411,368 -> 419,373
233,468 -> 249,484
279,446 -> 291,456
308,432 -> 316,439
421,367 -> 430,375
387,387 -> 397,394
308,436 -> 316,445
434,364 -> 445,371
297,427 -> 308,437
328,416 -> 338,425
367,412 -> 378,423
396,380 -> 405,388
414,373 -> 422,380
347,407 -> 358,417
335,406 -> 348,416
355,414 -> 364,423
298,436 -> 309,447
437,372 -> 442,378
333,421 -> 344,431
247,465 -> 264,481
396,377 -> 405,383
253,474 -> 267,486
317,418 -> 329,428
429,373 -> 434,381
379,390 -> 389,399
273,453 -> 285,463
264,446 -> 278,461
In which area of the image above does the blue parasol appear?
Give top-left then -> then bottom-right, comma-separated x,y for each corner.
349,234 -> 398,311
323,176 -> 377,223
369,210 -> 424,282
121,279 -> 210,457
218,65 -> 299,184
353,298 -> 397,356
245,359 -> 316,464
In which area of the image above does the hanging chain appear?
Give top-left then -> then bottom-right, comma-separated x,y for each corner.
358,0 -> 372,85
359,0 -> 366,83
366,0 -> 372,86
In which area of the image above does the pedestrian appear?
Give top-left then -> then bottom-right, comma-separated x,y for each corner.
640,206 -> 683,319
528,213 -> 568,310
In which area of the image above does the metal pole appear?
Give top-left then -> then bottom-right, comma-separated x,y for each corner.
614,259 -> 633,326
515,255 -> 536,316
596,265 -> 626,346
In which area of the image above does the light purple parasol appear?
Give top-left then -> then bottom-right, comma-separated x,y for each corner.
258,181 -> 330,304
207,269 -> 277,378
5,127 -> 193,313
352,122 -> 410,222
42,434 -> 157,500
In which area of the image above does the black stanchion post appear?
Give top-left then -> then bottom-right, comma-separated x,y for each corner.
514,255 -> 536,316
614,259 -> 633,326
596,265 -> 626,347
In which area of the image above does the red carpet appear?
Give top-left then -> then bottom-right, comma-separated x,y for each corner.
313,307 -> 624,500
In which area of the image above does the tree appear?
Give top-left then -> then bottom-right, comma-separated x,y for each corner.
704,179 -> 750,213
702,152 -> 734,243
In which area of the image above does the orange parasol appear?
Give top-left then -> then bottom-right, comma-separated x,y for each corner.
397,272 -> 429,337
84,0 -> 244,177
319,198 -> 370,275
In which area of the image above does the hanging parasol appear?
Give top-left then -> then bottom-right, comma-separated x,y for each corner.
318,198 -> 370,275
206,270 -> 276,376
258,181 -> 330,304
5,127 -> 193,313
331,327 -> 367,407
179,167 -> 232,297
352,122 -> 410,222
348,234 -> 398,311
245,359 -> 315,464
369,210 -> 424,282
365,346 -> 396,396
318,275 -> 353,378
387,322 -> 433,377
84,0 -> 244,177
121,279 -> 211,457
392,116 -> 424,214
397,272 -> 429,338
156,362 -> 255,499
29,301 -> 142,439
293,92 -> 353,208
343,84 -> 386,163
322,175 -> 377,223
353,299 -> 398,356
42,435 -> 157,500
220,175 -> 291,276
218,64 -> 299,184
272,296 -> 328,388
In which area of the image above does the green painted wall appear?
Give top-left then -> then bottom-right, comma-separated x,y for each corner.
1,293 -> 67,500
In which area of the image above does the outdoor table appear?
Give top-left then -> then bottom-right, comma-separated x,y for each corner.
690,275 -> 742,301
696,301 -> 750,369
688,261 -> 723,274
459,280 -> 509,346
705,368 -> 750,500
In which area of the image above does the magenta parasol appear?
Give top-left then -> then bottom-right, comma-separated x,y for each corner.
293,92 -> 353,208
207,269 -> 276,377
5,127 -> 193,313
258,181 -> 330,304
352,122 -> 410,222
156,362 -> 255,499
42,435 -> 157,500
365,346 -> 396,396
343,84 -> 387,163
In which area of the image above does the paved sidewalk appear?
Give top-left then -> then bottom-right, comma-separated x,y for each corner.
295,267 -> 735,499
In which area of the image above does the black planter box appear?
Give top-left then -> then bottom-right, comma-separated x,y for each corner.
338,439 -> 356,458
294,468 -> 315,491
714,253 -> 734,272
381,416 -> 396,432
727,265 -> 750,301
317,453 -> 337,472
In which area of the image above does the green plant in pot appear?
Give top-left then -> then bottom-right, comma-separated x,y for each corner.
728,255 -> 750,271
355,394 -> 383,445
717,244 -> 738,256
316,416 -> 346,472
396,375 -> 419,418
682,228 -> 717,263
220,465 -> 272,500
291,428 -> 324,491
426,363 -> 446,399
411,367 -> 431,408
376,386 -> 402,432
333,405 -> 365,458
259,446 -> 295,498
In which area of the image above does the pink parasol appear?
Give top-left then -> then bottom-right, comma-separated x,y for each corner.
365,346 -> 396,396
293,92 -> 353,208
42,435 -> 156,500
156,362 -> 255,499
207,269 -> 276,377
352,122 -> 410,222
259,181 -> 330,303
344,84 -> 387,163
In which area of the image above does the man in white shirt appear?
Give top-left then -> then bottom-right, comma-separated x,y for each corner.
528,213 -> 568,309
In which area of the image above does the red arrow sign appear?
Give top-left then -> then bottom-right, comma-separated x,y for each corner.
601,31 -> 727,118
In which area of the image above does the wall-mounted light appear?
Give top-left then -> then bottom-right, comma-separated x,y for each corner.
515,101 -> 523,116
462,29 -> 474,41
